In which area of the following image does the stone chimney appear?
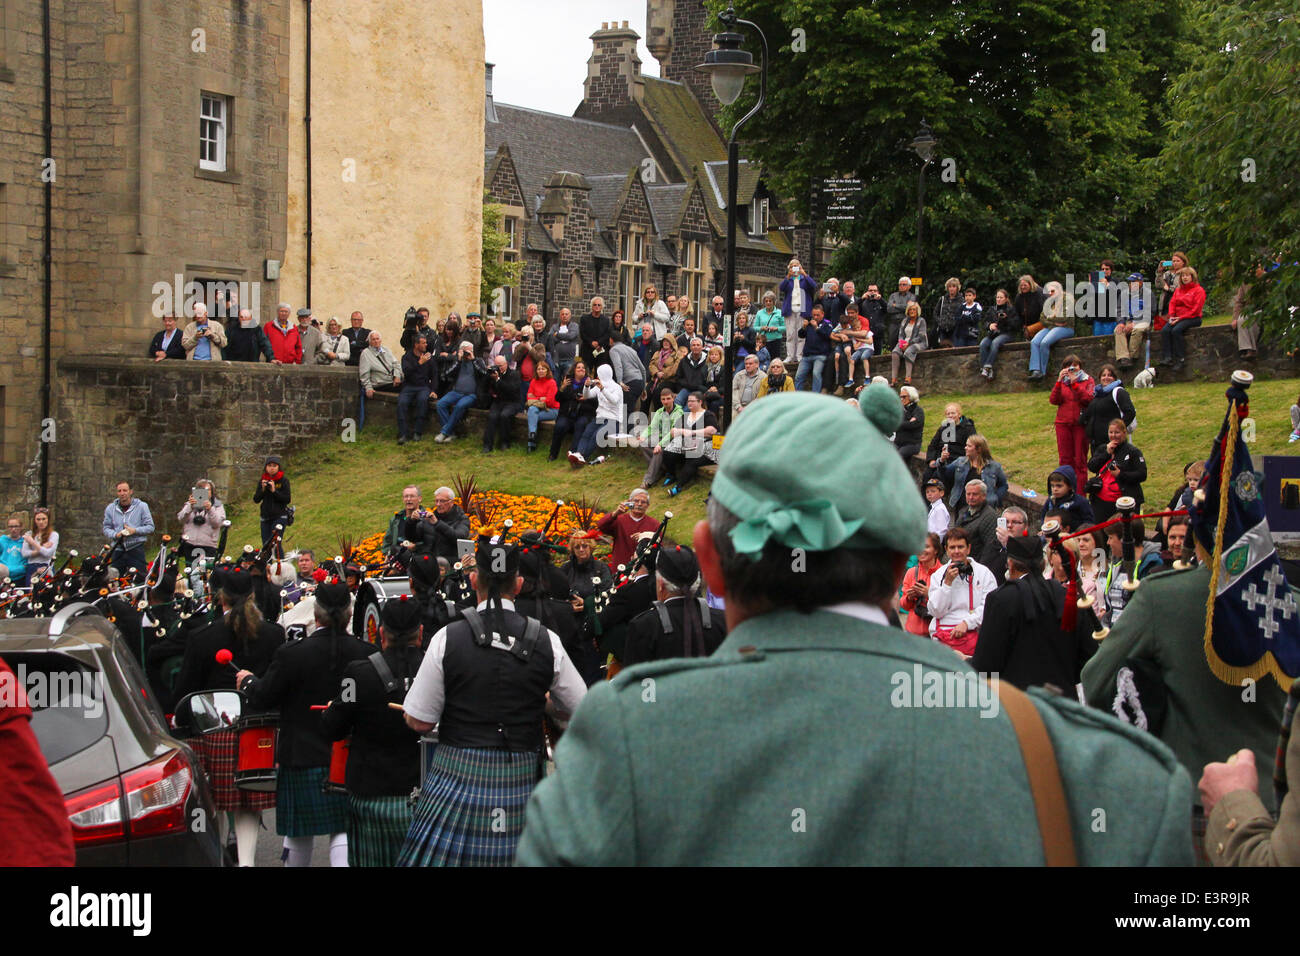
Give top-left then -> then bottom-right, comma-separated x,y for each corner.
656,0 -> 721,127
646,0 -> 674,63
485,62 -> 498,123
581,21 -> 644,117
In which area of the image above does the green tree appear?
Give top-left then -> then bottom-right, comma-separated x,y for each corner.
481,195 -> 523,310
1156,3 -> 1300,345
711,0 -> 1184,305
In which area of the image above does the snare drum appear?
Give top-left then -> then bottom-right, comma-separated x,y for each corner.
324,737 -> 350,794
234,713 -> 279,792
354,577 -> 413,645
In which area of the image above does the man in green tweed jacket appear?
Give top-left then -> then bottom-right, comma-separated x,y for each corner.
517,386 -> 1193,866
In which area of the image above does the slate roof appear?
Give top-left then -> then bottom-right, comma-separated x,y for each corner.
639,77 -> 727,181
484,104 -> 652,213
585,174 -> 627,226
525,220 -> 559,254
645,183 -> 688,235
700,159 -> 792,255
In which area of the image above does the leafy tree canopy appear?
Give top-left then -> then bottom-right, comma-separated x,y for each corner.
712,0 -> 1186,303
1156,3 -> 1300,344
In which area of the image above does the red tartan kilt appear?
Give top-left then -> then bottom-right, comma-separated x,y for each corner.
186,728 -> 277,813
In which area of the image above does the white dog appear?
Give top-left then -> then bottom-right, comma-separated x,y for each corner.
1133,366 -> 1157,388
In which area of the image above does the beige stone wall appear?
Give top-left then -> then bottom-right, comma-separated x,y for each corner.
283,0 -> 484,348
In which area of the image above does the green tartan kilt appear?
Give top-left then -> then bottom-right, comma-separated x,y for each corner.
396,744 -> 542,867
347,794 -> 413,867
276,766 -> 350,837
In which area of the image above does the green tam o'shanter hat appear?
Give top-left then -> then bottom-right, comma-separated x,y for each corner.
711,384 -> 927,557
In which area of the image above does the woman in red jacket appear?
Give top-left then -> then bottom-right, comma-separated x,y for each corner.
1159,266 -> 1207,370
524,360 -> 560,452
1049,354 -> 1094,494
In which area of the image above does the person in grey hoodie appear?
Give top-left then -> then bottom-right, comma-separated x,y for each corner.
607,339 -> 647,431
546,308 -> 581,380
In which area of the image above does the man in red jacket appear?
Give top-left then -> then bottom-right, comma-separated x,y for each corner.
596,488 -> 660,570
265,302 -> 304,364
0,656 -> 76,865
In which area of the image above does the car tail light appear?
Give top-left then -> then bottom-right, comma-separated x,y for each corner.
66,779 -> 125,846
122,751 -> 193,838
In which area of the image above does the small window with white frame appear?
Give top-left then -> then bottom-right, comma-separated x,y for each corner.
199,93 -> 229,172
748,197 -> 769,237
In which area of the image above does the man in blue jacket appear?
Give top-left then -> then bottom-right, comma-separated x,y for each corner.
794,303 -> 834,394
102,480 -> 155,579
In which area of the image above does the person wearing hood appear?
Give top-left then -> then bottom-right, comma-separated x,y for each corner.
1049,354 -> 1094,494
971,534 -> 1098,691
1081,363 -> 1136,457
570,363 -> 623,466
1043,466 -> 1095,531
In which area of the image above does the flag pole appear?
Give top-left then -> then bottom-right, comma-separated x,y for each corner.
1201,395 -> 1242,681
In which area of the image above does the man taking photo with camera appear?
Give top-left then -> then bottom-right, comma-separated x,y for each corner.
926,526 -> 996,658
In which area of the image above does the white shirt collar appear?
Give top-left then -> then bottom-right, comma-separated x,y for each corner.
821,601 -> 891,627
475,598 -> 516,611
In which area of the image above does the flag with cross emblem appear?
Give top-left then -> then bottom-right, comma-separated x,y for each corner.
1192,373 -> 1300,687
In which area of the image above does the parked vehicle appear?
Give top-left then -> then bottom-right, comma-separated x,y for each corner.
0,605 -> 222,866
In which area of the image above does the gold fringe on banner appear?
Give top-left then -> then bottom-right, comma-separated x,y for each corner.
1202,404 -> 1295,688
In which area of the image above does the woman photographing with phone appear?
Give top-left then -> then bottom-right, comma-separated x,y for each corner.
177,478 -> 227,567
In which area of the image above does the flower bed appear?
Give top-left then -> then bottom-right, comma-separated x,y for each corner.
349,490 -> 611,573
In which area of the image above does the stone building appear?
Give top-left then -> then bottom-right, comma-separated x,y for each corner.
483,21 -> 816,328
0,0 -> 291,516
279,0 -> 483,349
0,0 -> 484,533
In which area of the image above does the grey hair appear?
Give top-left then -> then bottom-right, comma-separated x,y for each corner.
434,486 -> 454,499
690,336 -> 704,347
1002,506 -> 1027,525
656,571 -> 693,598
278,302 -> 292,310
965,479 -> 988,493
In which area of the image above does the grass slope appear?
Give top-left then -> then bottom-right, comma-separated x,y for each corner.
225,374 -> 1299,557
224,424 -> 710,558
925,375 -> 1300,501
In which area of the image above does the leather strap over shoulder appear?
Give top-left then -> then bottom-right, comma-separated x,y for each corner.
994,680 -> 1077,866
460,607 -> 488,646
653,600 -> 672,634
368,651 -> 399,694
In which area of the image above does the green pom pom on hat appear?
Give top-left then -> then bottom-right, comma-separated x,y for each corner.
711,384 -> 927,557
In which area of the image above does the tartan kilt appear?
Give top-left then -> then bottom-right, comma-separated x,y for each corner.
276,766 -> 350,837
348,794 -> 412,867
185,730 -> 276,813
396,744 -> 542,867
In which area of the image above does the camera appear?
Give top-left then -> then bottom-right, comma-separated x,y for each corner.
403,306 -> 421,329
193,513 -> 206,526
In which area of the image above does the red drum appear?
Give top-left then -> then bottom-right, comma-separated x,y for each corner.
233,713 -> 279,792
324,737 -> 350,794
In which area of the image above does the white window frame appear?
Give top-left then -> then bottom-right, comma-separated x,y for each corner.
749,197 -> 769,237
618,231 -> 647,318
199,93 -> 229,172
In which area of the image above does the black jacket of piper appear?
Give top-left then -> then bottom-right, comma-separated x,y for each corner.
970,576 -> 1097,691
321,645 -> 425,797
172,618 -> 285,703
622,597 -> 727,666
239,625 -> 372,768
437,609 -> 555,752
586,573 -> 655,661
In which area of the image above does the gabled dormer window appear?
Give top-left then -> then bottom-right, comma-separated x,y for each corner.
748,197 -> 769,237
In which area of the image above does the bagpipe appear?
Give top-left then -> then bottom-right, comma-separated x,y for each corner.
1041,495 -> 1188,641
584,510 -> 673,629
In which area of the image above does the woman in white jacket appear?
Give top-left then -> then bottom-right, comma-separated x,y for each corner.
569,363 -> 624,466
631,285 -> 671,340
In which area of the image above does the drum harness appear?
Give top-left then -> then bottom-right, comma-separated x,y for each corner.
652,596 -> 713,658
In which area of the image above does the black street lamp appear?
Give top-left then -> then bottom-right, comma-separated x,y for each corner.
696,3 -> 767,432
909,121 -> 938,279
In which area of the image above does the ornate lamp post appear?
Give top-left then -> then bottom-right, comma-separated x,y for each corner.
909,121 -> 939,278
696,3 -> 767,432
